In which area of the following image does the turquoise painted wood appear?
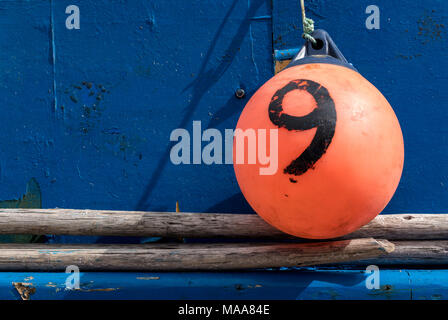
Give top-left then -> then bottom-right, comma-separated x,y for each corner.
2,269 -> 448,300
0,0 -> 446,299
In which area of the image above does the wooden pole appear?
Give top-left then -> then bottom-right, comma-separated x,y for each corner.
0,209 -> 446,240
0,238 -> 392,271
351,240 -> 448,266
0,240 -> 446,270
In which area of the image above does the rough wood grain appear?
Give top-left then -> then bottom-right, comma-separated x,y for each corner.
0,238 -> 392,271
0,209 -> 446,240
345,214 -> 448,240
352,241 -> 448,266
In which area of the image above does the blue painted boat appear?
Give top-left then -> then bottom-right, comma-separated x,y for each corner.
0,0 -> 447,299
0,269 -> 446,300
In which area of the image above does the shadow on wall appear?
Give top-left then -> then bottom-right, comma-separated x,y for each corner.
135,0 -> 266,211
205,193 -> 255,214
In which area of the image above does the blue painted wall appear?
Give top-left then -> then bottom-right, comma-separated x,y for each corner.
0,1 -> 446,219
0,0 -> 272,215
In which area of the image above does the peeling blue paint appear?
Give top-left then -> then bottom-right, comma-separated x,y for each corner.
0,178 -> 43,243
274,48 -> 301,60
0,269 -> 447,300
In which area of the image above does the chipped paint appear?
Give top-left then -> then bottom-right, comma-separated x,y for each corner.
368,284 -> 409,299
46,282 -> 57,288
0,269 -> 442,299
0,178 -> 41,209
62,82 -> 109,135
37,250 -> 78,255
274,59 -> 291,74
0,179 -> 43,243
417,10 -> 446,44
12,282 -> 36,300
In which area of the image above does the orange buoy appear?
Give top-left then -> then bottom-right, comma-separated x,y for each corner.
233,30 -> 404,239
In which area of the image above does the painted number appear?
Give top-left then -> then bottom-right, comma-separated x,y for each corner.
365,5 -> 380,30
268,79 -> 336,180
66,5 -> 80,30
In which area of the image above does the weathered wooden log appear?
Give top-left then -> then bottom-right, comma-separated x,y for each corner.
345,214 -> 448,241
0,209 -> 446,240
0,238 -> 392,271
351,240 -> 448,266
0,239 -> 447,270
0,209 -> 283,238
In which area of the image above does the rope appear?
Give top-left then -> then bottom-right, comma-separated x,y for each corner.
300,0 -> 316,44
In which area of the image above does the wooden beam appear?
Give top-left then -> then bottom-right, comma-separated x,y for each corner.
0,209 -> 284,238
0,209 -> 446,240
0,238 -> 392,271
346,214 -> 448,241
352,240 -> 448,266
